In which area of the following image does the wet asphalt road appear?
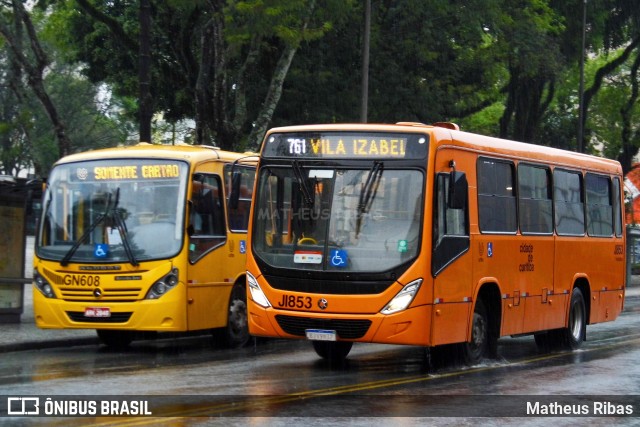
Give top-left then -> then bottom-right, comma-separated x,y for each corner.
1,294 -> 639,426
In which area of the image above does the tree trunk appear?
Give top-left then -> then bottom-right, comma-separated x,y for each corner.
138,0 -> 153,143
246,0 -> 317,151
618,52 -> 640,174
0,0 -> 72,158
246,45 -> 298,151
499,69 -> 517,139
0,12 -> 23,175
208,0 -> 232,149
581,36 -> 640,153
500,64 -> 553,144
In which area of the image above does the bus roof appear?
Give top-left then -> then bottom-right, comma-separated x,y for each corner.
264,122 -> 621,175
53,143 -> 257,167
265,122 -> 439,135
441,128 -> 622,175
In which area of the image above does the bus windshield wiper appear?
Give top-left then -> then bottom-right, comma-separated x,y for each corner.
292,160 -> 315,207
355,161 -> 384,237
60,192 -> 113,266
111,188 -> 139,266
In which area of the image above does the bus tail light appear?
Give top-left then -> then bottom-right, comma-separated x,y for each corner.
34,269 -> 56,299
247,271 -> 271,308
145,268 -> 179,300
381,279 -> 422,315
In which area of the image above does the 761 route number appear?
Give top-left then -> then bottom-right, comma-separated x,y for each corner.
277,294 -> 312,309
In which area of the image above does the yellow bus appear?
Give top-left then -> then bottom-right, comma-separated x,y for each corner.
246,122 -> 626,362
33,144 -> 256,347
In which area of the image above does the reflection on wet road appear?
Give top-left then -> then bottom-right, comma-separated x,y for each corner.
2,296 -> 639,424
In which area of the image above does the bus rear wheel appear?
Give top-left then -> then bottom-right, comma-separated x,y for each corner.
96,330 -> 133,348
312,340 -> 353,362
562,287 -> 586,349
462,299 -> 489,365
219,282 -> 250,348
534,287 -> 586,351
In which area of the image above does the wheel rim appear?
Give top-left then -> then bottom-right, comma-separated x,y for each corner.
569,299 -> 584,341
470,312 -> 487,355
228,297 -> 248,342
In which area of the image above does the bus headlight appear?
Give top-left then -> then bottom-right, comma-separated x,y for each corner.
145,268 -> 179,300
381,279 -> 422,315
33,269 -> 56,299
247,271 -> 271,308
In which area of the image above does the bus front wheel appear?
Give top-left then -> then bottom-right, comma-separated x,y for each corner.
462,299 -> 489,365
221,282 -> 250,348
312,340 -> 353,362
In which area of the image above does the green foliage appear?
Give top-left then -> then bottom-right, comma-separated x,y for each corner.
2,0 -> 640,172
25,62 -> 129,176
458,103 -> 505,137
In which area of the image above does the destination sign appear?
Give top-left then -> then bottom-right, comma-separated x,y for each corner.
93,164 -> 180,180
262,132 -> 429,159
68,160 -> 185,182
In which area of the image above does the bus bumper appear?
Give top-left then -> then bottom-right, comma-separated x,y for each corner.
32,287 -> 188,331
248,300 -> 432,346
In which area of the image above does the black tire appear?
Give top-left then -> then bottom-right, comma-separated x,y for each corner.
96,330 -> 133,348
559,287 -> 586,349
221,282 -> 250,348
462,299 -> 489,365
534,287 -> 586,352
311,340 -> 353,362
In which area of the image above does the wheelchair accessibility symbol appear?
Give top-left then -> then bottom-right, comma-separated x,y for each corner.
330,249 -> 348,268
94,244 -> 108,258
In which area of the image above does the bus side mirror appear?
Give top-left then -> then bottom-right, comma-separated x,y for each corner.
448,171 -> 467,210
229,170 -> 242,210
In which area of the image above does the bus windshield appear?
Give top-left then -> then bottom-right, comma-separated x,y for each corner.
37,159 -> 188,263
252,165 -> 424,273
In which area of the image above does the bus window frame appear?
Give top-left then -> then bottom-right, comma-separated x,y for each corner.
223,163 -> 255,233
585,172 -> 614,238
477,157 -> 518,235
613,176 -> 623,237
432,172 -> 470,276
553,168 -> 586,237
517,162 -> 554,236
189,172 -> 227,264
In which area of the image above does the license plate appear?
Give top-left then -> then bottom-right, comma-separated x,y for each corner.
305,329 -> 337,341
84,307 -> 111,318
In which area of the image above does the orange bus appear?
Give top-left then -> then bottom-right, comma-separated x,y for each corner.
33,144 -> 256,347
245,122 -> 626,362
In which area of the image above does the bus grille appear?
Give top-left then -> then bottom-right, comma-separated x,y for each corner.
275,315 -> 371,339
264,275 -> 391,295
58,287 -> 143,301
66,311 -> 133,323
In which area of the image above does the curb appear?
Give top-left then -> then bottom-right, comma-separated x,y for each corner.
0,337 -> 99,354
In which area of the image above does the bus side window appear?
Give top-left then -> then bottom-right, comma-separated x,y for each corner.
433,173 -> 469,275
554,169 -> 585,236
225,165 -> 255,232
477,158 -> 517,233
518,164 -> 553,235
585,173 -> 613,237
613,177 -> 623,237
190,174 -> 226,262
